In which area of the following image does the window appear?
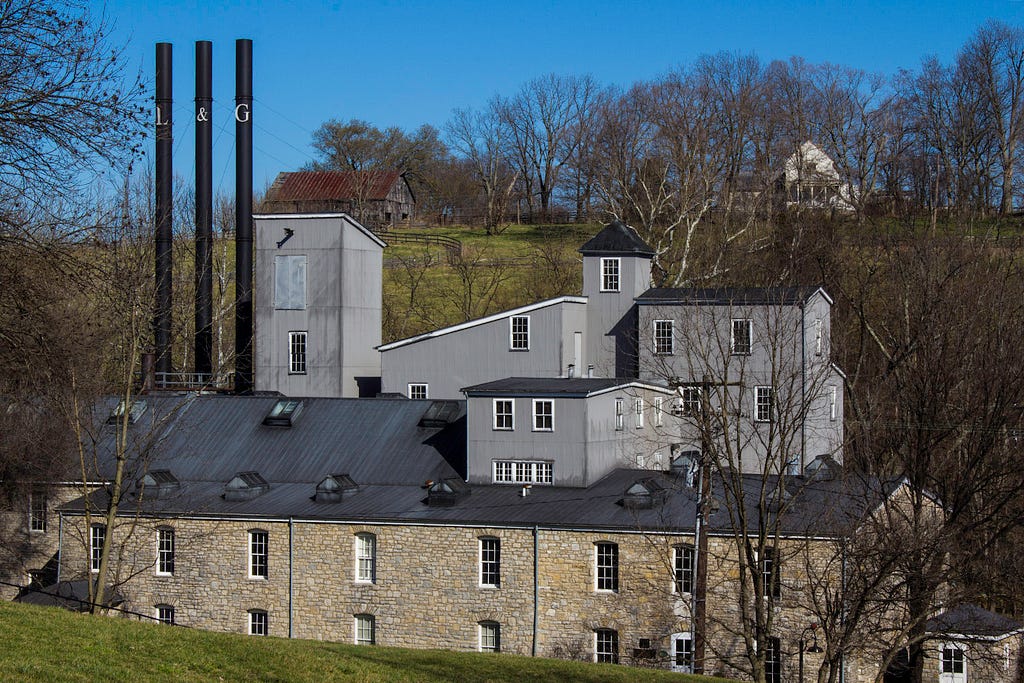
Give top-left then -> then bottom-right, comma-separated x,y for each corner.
155,604 -> 175,625
493,399 -> 514,431
480,537 -> 500,587
731,318 -> 752,355
355,614 -> 375,645
509,315 -> 530,350
615,398 -> 624,431
492,460 -> 551,484
815,318 -> 824,356
676,386 -> 701,416
761,547 -> 780,598
654,320 -> 674,354
90,524 -> 105,573
249,609 -> 268,636
29,486 -> 46,533
635,398 -> 644,428
249,530 -> 268,579
941,644 -> 965,675
764,636 -> 782,683
595,628 -> 619,663
671,633 -> 693,673
408,383 -> 428,400
288,331 -> 307,374
479,621 -> 500,652
274,254 -> 306,309
829,386 -> 837,421
533,399 -> 554,431
157,527 -> 175,576
355,533 -> 376,583
600,257 -> 620,292
596,542 -> 618,592
654,398 -> 663,427
755,386 -> 774,423
674,544 -> 695,594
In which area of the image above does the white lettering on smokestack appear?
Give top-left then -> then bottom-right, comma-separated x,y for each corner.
234,103 -> 250,122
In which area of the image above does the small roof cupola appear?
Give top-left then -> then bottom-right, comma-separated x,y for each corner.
578,219 -> 656,258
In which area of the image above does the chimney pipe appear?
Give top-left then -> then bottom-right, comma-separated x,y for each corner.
141,352 -> 156,394
567,364 -> 575,378
194,41 -> 213,380
234,39 -> 253,394
587,364 -> 594,378
154,43 -> 173,385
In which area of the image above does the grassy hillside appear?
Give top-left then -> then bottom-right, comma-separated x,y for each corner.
0,601 -> 737,683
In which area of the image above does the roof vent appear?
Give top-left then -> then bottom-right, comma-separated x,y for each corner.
426,477 -> 470,507
107,399 -> 147,425
223,471 -> 270,502
620,477 -> 667,510
135,469 -> 180,499
263,399 -> 303,427
313,474 -> 358,504
418,400 -> 461,428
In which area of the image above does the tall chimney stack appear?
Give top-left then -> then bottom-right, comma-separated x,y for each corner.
234,39 -> 254,394
154,42 -> 173,385
194,41 -> 213,380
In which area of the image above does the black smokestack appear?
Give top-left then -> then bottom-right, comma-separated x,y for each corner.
194,41 -> 213,380
234,38 -> 253,394
154,42 -> 173,385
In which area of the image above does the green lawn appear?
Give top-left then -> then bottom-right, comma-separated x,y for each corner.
0,601 -> 737,682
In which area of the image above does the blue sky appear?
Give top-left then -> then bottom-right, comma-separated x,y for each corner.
103,0 -> 1024,197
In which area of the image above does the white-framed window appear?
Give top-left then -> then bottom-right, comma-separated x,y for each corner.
479,621 -> 500,652
408,383 -> 428,400
509,315 -> 530,350
731,318 -> 752,355
677,386 -> 701,416
90,524 -> 105,573
355,533 -> 376,583
764,636 -> 782,683
755,386 -> 774,423
671,632 -> 693,673
654,320 -> 674,354
533,399 -> 554,431
829,386 -> 837,421
493,399 -> 514,431
288,331 -> 307,374
274,254 -> 306,310
940,643 -> 966,677
155,604 -> 175,625
654,398 -> 663,427
600,257 -> 620,292
156,527 -> 175,576
614,398 -> 624,431
674,544 -> 695,594
595,628 -> 619,663
249,609 -> 268,636
480,537 -> 500,587
248,529 -> 268,579
635,398 -> 644,428
354,614 -> 375,645
815,318 -> 824,356
29,485 -> 46,533
595,542 -> 618,592
761,547 -> 780,598
492,460 -> 552,484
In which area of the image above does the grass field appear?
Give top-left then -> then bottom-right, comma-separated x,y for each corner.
0,601 -> 738,683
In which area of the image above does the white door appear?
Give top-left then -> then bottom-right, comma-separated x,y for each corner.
939,644 -> 967,683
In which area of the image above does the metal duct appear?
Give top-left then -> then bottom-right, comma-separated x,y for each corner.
234,38 -> 253,394
154,42 -> 173,384
194,41 -> 213,379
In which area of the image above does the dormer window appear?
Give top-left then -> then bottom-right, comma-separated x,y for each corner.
426,477 -> 471,506
136,469 -> 180,499
263,399 -> 303,427
314,474 -> 357,504
621,478 -> 667,509
107,399 -> 147,425
224,471 -> 270,502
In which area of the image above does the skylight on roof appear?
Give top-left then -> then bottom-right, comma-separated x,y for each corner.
107,399 -> 147,425
263,399 -> 303,427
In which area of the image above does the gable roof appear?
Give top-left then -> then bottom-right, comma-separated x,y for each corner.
578,220 -> 656,256
636,286 -> 832,306
265,170 -> 409,204
927,604 -> 1024,640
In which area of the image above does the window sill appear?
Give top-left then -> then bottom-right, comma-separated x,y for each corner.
532,428 -> 553,433
155,572 -> 174,578
508,348 -> 530,352
247,575 -> 268,581
492,428 -> 513,432
287,372 -> 307,376
479,584 -> 499,590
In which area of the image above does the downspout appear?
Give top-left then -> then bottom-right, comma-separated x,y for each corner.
56,512 -> 63,583
532,525 -> 539,657
289,517 -> 294,639
800,302 -> 807,470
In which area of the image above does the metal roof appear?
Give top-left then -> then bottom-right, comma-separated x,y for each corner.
578,220 -> 656,256
636,286 -> 831,306
265,170 -> 407,203
461,377 -> 673,398
927,604 -> 1023,638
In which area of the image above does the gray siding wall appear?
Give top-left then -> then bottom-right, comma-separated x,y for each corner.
581,253 -> 652,378
254,214 -> 382,398
380,301 -> 587,400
